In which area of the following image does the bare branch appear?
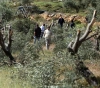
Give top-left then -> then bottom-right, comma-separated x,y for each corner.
72,30 -> 81,52
8,29 -> 13,51
85,33 -> 98,40
0,28 -> 15,65
80,10 -> 96,41
67,10 -> 97,54
0,31 -> 5,49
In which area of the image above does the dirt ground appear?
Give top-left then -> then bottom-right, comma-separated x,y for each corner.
85,60 -> 100,77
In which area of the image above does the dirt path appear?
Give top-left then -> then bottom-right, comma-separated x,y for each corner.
42,43 -> 55,51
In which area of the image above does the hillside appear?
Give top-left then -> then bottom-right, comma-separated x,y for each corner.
0,0 -> 100,88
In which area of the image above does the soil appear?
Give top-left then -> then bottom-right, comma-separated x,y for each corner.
85,60 -> 100,77
42,43 -> 55,51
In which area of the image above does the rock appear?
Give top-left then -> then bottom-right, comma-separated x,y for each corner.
32,12 -> 100,26
40,11 -> 49,19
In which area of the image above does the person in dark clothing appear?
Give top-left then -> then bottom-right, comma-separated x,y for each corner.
70,16 -> 76,28
85,16 -> 90,23
34,24 -> 41,44
58,15 -> 65,28
70,20 -> 75,28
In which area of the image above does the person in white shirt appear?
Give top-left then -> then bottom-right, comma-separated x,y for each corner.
43,26 -> 52,50
40,24 -> 45,38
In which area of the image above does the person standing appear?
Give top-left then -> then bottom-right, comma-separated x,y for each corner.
34,24 -> 41,44
44,26 -> 52,50
70,20 -> 75,28
58,15 -> 65,28
40,24 -> 45,38
70,16 -> 76,28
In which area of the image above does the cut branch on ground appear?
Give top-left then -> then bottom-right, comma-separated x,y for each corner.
76,61 -> 99,87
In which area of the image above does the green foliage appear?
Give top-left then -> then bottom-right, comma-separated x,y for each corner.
52,4 -> 63,12
63,0 -> 81,13
43,3 -> 52,12
75,20 -> 81,24
85,7 -> 95,23
63,0 -> 96,13
34,1 -> 64,12
94,0 -> 100,20
22,0 -> 32,5
80,0 -> 91,8
13,18 -> 36,34
0,66 -> 32,88
1,21 -> 100,88
18,43 -> 39,64
0,48 -> 8,63
84,0 -> 100,20
17,51 -> 77,88
30,5 -> 41,13
11,19 -> 36,53
0,2 -> 13,22
91,0 -> 97,8
12,32 -> 27,51
53,41 -> 66,53
79,40 -> 100,60
63,0 -> 100,20
0,1 -> 100,88
44,3 -> 52,8
2,9 -> 13,21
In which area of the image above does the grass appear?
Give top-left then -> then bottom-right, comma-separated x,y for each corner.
34,1 -> 62,6
39,44 -> 55,61
0,66 -> 32,88
33,1 -> 64,12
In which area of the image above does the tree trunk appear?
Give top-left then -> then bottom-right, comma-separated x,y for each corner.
2,48 -> 15,63
95,38 -> 99,51
68,10 -> 97,55
0,27 -> 15,65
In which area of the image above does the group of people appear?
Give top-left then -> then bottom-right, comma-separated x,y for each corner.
58,14 -> 76,28
34,24 -> 52,50
33,14 -> 76,50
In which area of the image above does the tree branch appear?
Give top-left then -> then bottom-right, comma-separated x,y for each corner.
67,10 -> 97,54
85,33 -> 98,40
0,28 -> 15,65
0,31 -> 5,49
8,29 -> 13,51
72,30 -> 81,53
80,10 -> 96,41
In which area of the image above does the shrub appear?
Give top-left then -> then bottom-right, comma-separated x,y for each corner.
22,0 -> 32,5
13,18 -> 36,34
1,7 -> 13,22
63,0 -> 91,13
52,4 -> 63,12
44,3 -> 52,8
30,5 -> 41,13
43,3 -> 52,11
